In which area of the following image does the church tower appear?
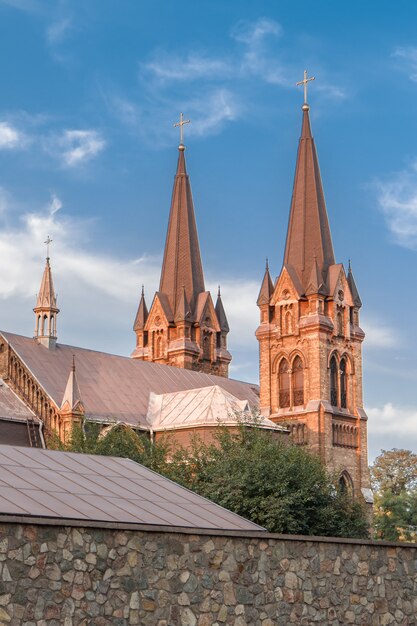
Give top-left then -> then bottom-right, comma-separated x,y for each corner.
131,116 -> 231,377
256,76 -> 371,500
34,237 -> 59,350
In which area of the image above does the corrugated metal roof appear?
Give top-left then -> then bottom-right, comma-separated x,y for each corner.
0,445 -> 264,531
1,332 -> 259,429
0,378 -> 38,423
147,385 -> 282,432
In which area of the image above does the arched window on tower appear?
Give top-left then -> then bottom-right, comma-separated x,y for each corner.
338,471 -> 353,496
278,359 -> 290,408
340,358 -> 347,409
42,314 -> 48,335
330,356 -> 338,406
292,356 -> 304,406
156,334 -> 162,358
203,332 -> 211,361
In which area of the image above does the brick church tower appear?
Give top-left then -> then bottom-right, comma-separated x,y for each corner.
131,128 -> 231,377
256,91 -> 371,500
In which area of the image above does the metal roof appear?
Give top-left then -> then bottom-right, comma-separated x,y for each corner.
0,378 -> 38,423
0,445 -> 264,531
1,331 -> 259,429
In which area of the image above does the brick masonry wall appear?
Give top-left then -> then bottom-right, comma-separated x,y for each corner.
0,521 -> 416,626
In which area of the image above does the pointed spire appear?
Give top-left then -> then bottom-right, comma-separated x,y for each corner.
305,256 -> 328,296
61,356 -> 83,413
35,257 -> 58,310
283,105 -> 335,292
34,243 -> 59,348
347,262 -> 362,308
159,145 -> 205,314
133,285 -> 149,331
215,286 -> 229,332
257,259 -> 274,306
174,285 -> 192,322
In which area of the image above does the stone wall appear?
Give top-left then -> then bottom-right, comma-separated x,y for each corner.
0,520 -> 416,626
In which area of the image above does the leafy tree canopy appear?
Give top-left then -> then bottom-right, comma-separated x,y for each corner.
48,419 -> 369,539
371,448 -> 417,496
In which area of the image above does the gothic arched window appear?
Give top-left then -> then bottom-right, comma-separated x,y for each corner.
339,471 -> 353,496
340,358 -> 347,409
155,334 -> 162,358
203,332 -> 211,360
330,356 -> 338,406
292,356 -> 304,406
279,359 -> 290,408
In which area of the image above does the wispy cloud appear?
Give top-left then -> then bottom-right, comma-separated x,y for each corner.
375,159 -> 417,248
361,316 -> 400,349
368,403 -> 417,436
393,46 -> 417,82
145,53 -> 232,83
0,122 -> 26,149
46,129 -> 106,167
46,16 -> 72,46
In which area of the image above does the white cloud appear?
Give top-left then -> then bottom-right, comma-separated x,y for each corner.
145,53 -> 232,83
52,130 -> 106,167
0,122 -> 25,149
375,159 -> 417,248
393,46 -> 417,82
368,403 -> 417,436
186,89 -> 240,137
361,316 -> 400,349
231,17 -> 283,46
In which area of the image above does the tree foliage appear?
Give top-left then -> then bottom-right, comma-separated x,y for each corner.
48,419 -> 369,539
370,449 -> 417,541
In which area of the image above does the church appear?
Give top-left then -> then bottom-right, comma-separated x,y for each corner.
0,77 -> 372,502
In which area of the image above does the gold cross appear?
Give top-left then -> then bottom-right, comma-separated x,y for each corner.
296,69 -> 315,104
44,235 -> 52,259
173,112 -> 190,145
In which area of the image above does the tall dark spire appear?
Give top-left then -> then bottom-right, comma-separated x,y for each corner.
159,145 -> 205,313
283,105 -> 335,291
133,285 -> 149,331
257,259 -> 274,306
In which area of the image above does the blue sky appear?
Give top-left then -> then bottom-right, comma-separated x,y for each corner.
1,0 -> 417,460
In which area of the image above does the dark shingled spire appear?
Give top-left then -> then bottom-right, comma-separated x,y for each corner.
159,146 -> 205,314
215,286 -> 229,332
284,107 -> 335,291
133,286 -> 149,331
257,259 -> 274,306
347,262 -> 362,308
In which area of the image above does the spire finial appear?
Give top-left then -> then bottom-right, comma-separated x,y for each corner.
296,69 -> 315,110
174,112 -> 190,150
44,235 -> 52,261
72,354 -> 76,371
141,284 -> 145,297
266,257 -> 269,271
218,285 -> 221,297
348,258 -> 351,271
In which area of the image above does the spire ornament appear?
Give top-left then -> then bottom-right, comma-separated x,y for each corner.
173,112 -> 190,149
44,235 -> 52,261
296,69 -> 315,110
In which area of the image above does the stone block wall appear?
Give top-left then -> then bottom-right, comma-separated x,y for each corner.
0,520 -> 416,625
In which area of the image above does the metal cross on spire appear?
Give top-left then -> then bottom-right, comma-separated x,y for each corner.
296,69 -> 315,105
173,112 -> 190,146
44,235 -> 52,260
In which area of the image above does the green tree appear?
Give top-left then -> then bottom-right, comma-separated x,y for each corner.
167,425 -> 368,538
370,449 -> 417,541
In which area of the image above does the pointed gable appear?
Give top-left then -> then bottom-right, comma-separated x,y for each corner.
159,146 -> 205,314
284,106 -> 335,291
305,257 -> 328,296
347,263 -> 362,308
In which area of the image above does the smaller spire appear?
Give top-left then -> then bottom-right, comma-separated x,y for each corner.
347,262 -> 362,308
133,285 -> 149,331
215,286 -> 229,332
34,240 -> 59,348
257,263 -> 274,306
61,356 -> 83,413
